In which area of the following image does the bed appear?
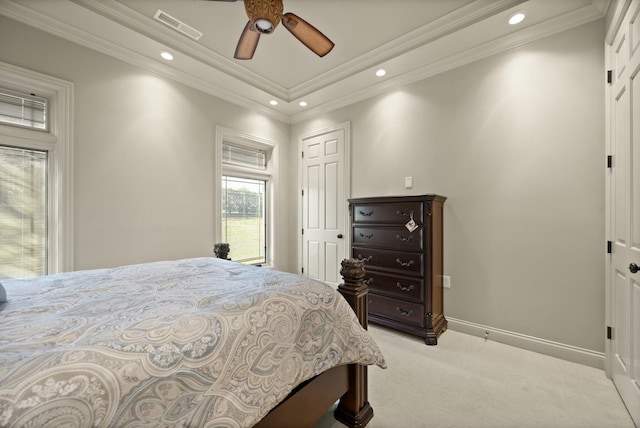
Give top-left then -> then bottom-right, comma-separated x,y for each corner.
0,257 -> 385,428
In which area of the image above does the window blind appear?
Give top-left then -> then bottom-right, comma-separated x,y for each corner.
0,89 -> 47,130
222,143 -> 266,169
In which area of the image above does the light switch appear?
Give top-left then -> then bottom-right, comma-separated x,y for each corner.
404,176 -> 413,188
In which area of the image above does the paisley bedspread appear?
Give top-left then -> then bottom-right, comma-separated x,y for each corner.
0,257 -> 386,427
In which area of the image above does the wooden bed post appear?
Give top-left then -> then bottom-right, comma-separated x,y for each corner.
335,258 -> 374,428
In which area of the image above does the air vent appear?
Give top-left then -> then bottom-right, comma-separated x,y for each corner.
154,9 -> 203,40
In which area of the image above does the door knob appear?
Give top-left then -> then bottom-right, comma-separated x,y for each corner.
337,234 -> 343,239
630,263 -> 640,274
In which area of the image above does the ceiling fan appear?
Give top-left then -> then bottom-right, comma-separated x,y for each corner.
206,0 -> 335,60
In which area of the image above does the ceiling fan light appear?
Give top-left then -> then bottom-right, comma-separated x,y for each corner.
244,0 -> 283,34
254,18 -> 274,33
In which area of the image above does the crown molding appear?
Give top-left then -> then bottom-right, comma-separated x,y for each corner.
0,0 -> 604,124
289,4 -> 604,123
288,0 -> 528,99
70,0 -> 529,102
592,0 -> 612,14
70,0 -> 290,100
0,0 -> 290,123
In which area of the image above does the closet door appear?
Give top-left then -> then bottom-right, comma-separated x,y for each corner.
607,1 -> 640,425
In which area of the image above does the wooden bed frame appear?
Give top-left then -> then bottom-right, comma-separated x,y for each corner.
254,258 -> 374,428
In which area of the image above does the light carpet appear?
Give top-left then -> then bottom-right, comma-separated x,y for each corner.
316,325 -> 635,428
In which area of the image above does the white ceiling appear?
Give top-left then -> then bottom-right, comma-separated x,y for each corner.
0,0 -> 607,123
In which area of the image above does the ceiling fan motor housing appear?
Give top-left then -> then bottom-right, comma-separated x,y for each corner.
244,0 -> 283,33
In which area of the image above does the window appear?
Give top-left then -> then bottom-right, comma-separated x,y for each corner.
0,88 -> 49,278
0,62 -> 73,279
0,146 -> 48,278
215,127 -> 278,267
222,176 -> 266,264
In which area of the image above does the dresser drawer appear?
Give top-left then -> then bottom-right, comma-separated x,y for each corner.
369,293 -> 424,327
353,246 -> 423,275
365,271 -> 423,302
352,225 -> 423,251
352,202 -> 424,224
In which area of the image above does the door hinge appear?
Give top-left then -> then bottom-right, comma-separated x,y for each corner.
607,241 -> 612,254
607,155 -> 613,168
301,189 -> 304,197
301,267 -> 304,273
607,70 -> 613,84
607,326 -> 612,340
301,228 -> 304,235
301,151 -> 304,159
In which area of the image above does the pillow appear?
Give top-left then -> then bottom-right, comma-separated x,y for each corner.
0,283 -> 6,302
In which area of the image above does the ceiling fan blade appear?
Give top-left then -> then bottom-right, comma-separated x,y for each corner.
234,21 -> 260,60
281,12 -> 334,57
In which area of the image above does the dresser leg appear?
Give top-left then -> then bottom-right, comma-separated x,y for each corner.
424,334 -> 438,346
424,313 -> 438,345
424,312 -> 448,345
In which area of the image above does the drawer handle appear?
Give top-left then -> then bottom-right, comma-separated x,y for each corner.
396,210 -> 411,217
360,233 -> 374,239
396,282 -> 415,292
396,307 -> 414,317
396,258 -> 415,267
364,277 -> 374,285
359,210 -> 374,217
357,255 -> 373,262
396,234 -> 413,242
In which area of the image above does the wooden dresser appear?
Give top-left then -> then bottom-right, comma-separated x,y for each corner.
348,194 -> 447,345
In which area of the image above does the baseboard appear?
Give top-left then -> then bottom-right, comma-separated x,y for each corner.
447,317 -> 605,369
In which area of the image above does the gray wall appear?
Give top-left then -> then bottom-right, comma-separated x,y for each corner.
291,20 -> 606,354
1,14 -> 607,357
0,15 -> 292,271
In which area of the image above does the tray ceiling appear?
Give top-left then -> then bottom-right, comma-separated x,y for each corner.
0,0 -> 606,123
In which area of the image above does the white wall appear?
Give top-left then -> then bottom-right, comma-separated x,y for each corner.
291,20 -> 606,357
0,16 -> 293,271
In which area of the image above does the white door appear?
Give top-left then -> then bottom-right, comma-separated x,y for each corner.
300,125 -> 349,287
607,1 -> 640,424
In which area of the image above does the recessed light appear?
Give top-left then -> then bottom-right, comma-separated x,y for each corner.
376,69 -> 386,77
160,51 -> 174,60
508,12 -> 526,25
299,101 -> 308,107
269,100 -> 278,106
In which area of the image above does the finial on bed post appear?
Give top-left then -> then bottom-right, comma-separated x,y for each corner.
213,243 -> 230,260
338,258 -> 368,328
336,258 -> 374,427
